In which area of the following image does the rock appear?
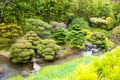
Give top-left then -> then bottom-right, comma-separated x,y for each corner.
33,62 -> 41,71
91,48 -> 99,53
93,45 -> 97,48
30,70 -> 36,74
85,43 -> 93,48
21,71 -> 29,77
82,47 -> 90,51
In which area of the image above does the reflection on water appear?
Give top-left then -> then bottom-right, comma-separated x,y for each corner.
0,64 -> 19,80
0,55 -> 32,80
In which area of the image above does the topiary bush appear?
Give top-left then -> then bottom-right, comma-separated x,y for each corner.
105,17 -> 115,30
37,39 -> 61,60
91,28 -> 110,37
90,17 -> 115,30
24,31 -> 41,48
90,17 -> 107,27
66,30 -> 85,48
116,13 -> 120,26
68,18 -> 90,31
50,21 -> 67,33
0,23 -> 23,48
110,26 -> 120,46
82,29 -> 92,40
23,18 -> 52,38
88,32 -> 114,51
9,40 -> 35,63
52,28 -> 67,45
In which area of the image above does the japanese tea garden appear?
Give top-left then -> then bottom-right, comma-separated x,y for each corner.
0,0 -> 120,80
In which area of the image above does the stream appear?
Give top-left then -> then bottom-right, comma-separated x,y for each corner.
0,50 -> 83,80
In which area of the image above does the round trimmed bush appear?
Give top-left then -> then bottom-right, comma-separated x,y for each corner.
9,40 -> 35,63
37,39 -> 61,60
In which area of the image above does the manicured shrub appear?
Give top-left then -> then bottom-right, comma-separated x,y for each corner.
37,39 -> 61,60
52,28 -> 67,44
50,21 -> 67,33
24,31 -> 41,47
88,32 -> 106,48
88,32 -> 114,51
82,29 -> 92,40
0,23 -> 23,48
68,18 -> 90,31
91,28 -> 110,37
116,13 -> 120,26
66,30 -> 85,48
9,40 -> 35,63
110,26 -> 120,46
23,18 -> 52,38
90,17 -> 106,27
90,17 -> 115,30
105,17 -> 115,30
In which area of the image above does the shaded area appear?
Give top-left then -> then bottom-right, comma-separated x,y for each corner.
0,54 -> 32,80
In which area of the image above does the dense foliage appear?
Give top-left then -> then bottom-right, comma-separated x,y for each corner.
90,17 -> 115,30
9,31 -> 61,62
23,18 -> 52,38
0,23 -> 23,48
1,0 -> 120,79
68,18 -> 90,31
0,0 -> 75,24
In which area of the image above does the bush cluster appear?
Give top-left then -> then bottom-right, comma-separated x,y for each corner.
66,30 -> 85,48
90,17 -> 115,30
37,39 -> 61,60
50,21 -> 67,33
24,31 -> 41,47
9,31 -> 61,62
0,23 -> 23,48
23,19 -> 52,38
52,28 -> 67,44
110,26 -> 120,46
9,40 -> 35,63
68,18 -> 90,31
88,32 -> 114,51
